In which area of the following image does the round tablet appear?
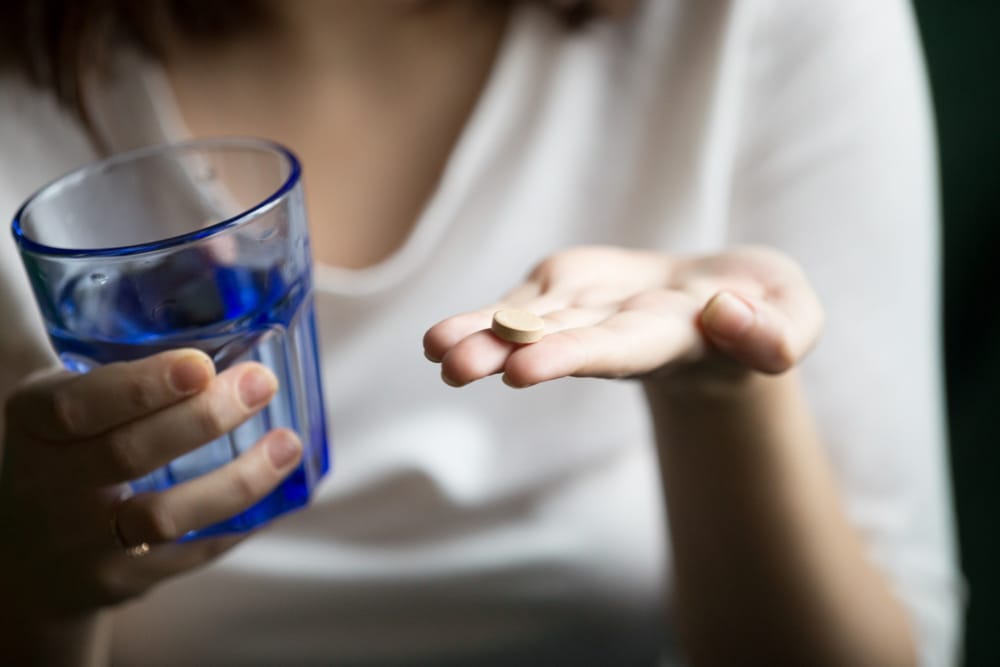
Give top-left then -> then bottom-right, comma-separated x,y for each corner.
491,309 -> 545,344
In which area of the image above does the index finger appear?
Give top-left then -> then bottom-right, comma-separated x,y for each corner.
422,281 -> 568,362
12,349 -> 215,441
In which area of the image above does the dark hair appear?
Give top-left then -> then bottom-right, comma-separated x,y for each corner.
0,0 -> 611,126
0,0 -> 269,156
0,1 -> 266,123
0,0 -> 616,149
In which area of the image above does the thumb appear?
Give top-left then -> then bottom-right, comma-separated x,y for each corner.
699,291 -> 811,375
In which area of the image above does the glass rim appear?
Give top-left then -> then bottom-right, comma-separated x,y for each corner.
11,137 -> 302,259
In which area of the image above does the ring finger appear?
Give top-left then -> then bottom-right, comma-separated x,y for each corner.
111,428 -> 302,547
439,305 -> 614,386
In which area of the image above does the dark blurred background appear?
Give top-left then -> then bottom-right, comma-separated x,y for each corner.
911,2 -> 1000,664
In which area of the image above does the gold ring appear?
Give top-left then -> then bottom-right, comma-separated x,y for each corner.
124,542 -> 151,558
110,492 -> 151,558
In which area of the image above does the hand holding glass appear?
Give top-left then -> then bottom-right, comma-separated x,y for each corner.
11,138 -> 330,539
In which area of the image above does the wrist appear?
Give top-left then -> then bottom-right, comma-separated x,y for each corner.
643,360 -> 790,406
641,364 -> 811,464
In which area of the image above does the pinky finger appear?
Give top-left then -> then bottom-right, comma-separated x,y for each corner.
136,532 -> 249,576
101,532 -> 250,602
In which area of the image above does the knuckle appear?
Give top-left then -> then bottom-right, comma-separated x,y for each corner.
104,427 -> 143,480
50,387 -> 85,437
229,464 -> 266,505
194,393 -> 230,437
141,502 -> 180,542
123,373 -> 159,413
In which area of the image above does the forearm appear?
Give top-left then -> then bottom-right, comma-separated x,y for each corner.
0,609 -> 111,667
0,469 -> 113,667
1,350 -> 112,666
646,371 -> 915,667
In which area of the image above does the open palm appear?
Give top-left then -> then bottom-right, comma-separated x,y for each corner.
423,245 -> 823,388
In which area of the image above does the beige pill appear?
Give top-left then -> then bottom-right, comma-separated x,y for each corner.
491,309 -> 545,344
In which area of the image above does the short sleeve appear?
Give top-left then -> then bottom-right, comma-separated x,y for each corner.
728,1 -> 963,665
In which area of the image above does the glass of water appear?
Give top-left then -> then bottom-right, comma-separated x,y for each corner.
11,138 -> 330,538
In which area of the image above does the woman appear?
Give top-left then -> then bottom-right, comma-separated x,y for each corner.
0,0 -> 961,664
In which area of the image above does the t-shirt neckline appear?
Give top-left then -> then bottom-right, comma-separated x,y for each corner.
107,4 -> 540,298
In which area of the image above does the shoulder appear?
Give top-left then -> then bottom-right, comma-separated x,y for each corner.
746,0 -> 923,81
618,0 -> 921,77
749,0 -> 917,40
598,0 -> 922,115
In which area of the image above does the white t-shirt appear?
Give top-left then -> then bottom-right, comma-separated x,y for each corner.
0,1 -> 962,664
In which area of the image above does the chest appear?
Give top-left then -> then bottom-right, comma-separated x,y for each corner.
164,26 -> 505,270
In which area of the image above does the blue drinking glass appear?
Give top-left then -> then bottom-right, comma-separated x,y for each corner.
11,138 -> 330,538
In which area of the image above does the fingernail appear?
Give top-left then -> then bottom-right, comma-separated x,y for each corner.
441,371 -> 462,387
424,349 -> 441,363
239,368 -> 277,409
268,431 -> 301,468
702,292 -> 754,340
169,353 -> 213,394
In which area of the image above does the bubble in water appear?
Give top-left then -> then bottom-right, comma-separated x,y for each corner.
89,273 -> 108,286
152,299 -> 177,322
